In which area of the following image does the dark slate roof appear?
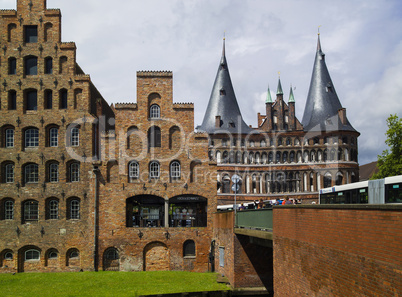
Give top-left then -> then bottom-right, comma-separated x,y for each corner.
197,39 -> 253,134
301,35 -> 357,133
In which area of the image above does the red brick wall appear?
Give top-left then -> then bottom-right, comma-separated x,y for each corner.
273,205 -> 402,296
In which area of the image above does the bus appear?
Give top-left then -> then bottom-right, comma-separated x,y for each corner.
319,175 -> 402,204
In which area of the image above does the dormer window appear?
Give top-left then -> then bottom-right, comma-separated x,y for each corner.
220,88 -> 226,96
150,104 -> 160,119
24,26 -> 38,43
228,121 -> 235,128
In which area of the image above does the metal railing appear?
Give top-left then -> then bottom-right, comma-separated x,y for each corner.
235,208 -> 273,231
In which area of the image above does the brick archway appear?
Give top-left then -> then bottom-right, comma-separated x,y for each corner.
143,241 -> 169,271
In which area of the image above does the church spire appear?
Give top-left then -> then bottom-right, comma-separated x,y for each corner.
266,85 -> 272,103
288,85 -> 295,103
276,77 -> 283,95
301,33 -> 357,132
198,38 -> 252,134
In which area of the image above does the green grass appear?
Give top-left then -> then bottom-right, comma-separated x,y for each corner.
0,271 -> 230,297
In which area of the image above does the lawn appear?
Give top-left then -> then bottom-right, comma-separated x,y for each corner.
0,271 -> 230,296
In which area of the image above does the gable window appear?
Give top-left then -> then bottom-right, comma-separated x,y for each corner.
44,57 -> 53,74
8,90 -> 17,110
25,89 -> 38,111
24,26 -> 38,43
59,89 -> 68,109
69,162 -> 80,182
25,128 -> 39,147
5,129 -> 14,148
4,200 -> 14,220
24,200 -> 39,221
24,164 -> 39,184
170,161 -> 181,180
149,104 -> 160,119
44,90 -> 52,109
149,161 -> 160,179
8,57 -> 16,75
5,163 -> 14,183
25,249 -> 40,261
49,127 -> 58,147
148,126 -> 161,148
128,161 -> 139,182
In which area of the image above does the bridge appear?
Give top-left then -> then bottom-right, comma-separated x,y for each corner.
234,208 -> 273,244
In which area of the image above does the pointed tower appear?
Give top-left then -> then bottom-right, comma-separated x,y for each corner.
288,86 -> 296,130
265,85 -> 273,130
198,39 -> 252,134
302,34 -> 357,132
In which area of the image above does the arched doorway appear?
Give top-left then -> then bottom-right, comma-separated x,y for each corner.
143,242 -> 169,271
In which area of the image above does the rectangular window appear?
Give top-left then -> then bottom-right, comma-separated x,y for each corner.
8,91 -> 16,110
49,164 -> 59,182
5,129 -> 14,148
60,90 -> 68,109
219,247 -> 225,267
25,129 -> 39,147
26,90 -> 37,111
9,58 -> 16,75
5,201 -> 14,220
70,163 -> 80,182
71,128 -> 79,146
45,90 -> 52,109
24,26 -> 38,43
5,164 -> 14,183
45,58 -> 53,74
49,200 -> 58,219
49,128 -> 58,147
24,201 -> 39,221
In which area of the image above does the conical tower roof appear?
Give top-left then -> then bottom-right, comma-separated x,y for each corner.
301,35 -> 357,132
198,39 -> 252,134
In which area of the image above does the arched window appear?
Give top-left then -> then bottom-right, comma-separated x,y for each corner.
25,89 -> 38,111
47,199 -> 59,220
183,240 -> 195,257
4,251 -> 13,260
149,161 -> 160,179
48,162 -> 59,182
69,162 -> 80,182
59,56 -> 68,74
68,249 -> 79,259
128,161 -> 139,182
222,175 -> 230,193
70,127 -> 79,147
148,126 -> 161,148
282,151 -> 288,163
24,164 -> 39,184
105,248 -> 119,260
324,173 -> 332,188
68,199 -> 80,220
3,162 -> 15,183
59,89 -> 68,109
25,249 -> 40,261
23,200 -> 39,221
7,23 -> 17,42
44,23 -> 53,42
216,151 -> 221,163
289,151 -> 295,163
25,128 -> 39,148
44,57 -> 53,74
8,57 -> 16,75
48,250 -> 58,260
275,152 -> 281,163
170,161 -> 181,180
149,104 -> 160,119
268,152 -> 273,163
49,127 -> 58,147
3,199 -> 14,220
278,138 -> 283,146
24,56 -> 38,75
336,172 -> 343,186
260,140 -> 266,147
286,138 -> 292,146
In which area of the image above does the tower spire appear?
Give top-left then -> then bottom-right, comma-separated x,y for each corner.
276,77 -> 283,95
288,85 -> 295,103
266,85 -> 272,103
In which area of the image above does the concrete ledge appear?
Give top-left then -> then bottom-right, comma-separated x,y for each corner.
234,228 -> 273,240
275,204 -> 402,211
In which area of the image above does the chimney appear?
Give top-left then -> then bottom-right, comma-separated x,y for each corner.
338,108 -> 347,125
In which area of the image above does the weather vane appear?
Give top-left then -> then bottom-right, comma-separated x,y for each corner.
318,25 -> 321,35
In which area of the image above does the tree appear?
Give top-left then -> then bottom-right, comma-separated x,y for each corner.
371,114 -> 402,179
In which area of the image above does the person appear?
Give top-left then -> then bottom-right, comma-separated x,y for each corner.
282,198 -> 287,205
239,203 -> 245,210
285,197 -> 292,205
275,198 -> 281,205
258,199 -> 264,209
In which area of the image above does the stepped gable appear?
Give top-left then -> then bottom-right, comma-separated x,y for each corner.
302,34 -> 357,133
198,39 -> 253,134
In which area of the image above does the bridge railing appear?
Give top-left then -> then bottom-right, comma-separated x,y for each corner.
235,208 -> 273,231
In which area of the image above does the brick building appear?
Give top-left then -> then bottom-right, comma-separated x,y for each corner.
197,38 -> 360,205
0,0 -> 361,275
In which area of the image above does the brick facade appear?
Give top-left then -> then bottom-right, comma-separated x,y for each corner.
273,205 -> 402,296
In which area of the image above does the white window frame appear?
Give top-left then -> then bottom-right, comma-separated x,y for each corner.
5,200 -> 14,220
149,104 -> 160,119
70,162 -> 80,182
129,161 -> 139,181
149,161 -> 160,179
49,128 -> 58,147
49,163 -> 59,182
24,200 -> 39,221
70,199 -> 80,220
25,249 -> 40,261
170,161 -> 181,179
71,127 -> 79,147
25,164 -> 39,183
5,163 -> 14,183
5,129 -> 14,148
49,199 -> 59,220
25,128 -> 39,147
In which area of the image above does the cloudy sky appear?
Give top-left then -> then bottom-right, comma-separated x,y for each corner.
2,0 -> 402,165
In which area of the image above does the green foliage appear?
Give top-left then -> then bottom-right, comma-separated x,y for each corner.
0,271 -> 229,297
372,114 -> 402,179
